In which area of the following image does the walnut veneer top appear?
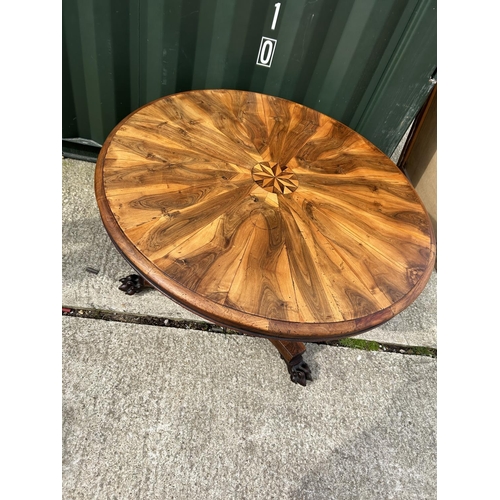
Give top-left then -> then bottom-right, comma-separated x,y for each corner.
95,89 -> 436,341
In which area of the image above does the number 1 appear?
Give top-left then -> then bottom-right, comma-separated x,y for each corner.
271,3 -> 281,30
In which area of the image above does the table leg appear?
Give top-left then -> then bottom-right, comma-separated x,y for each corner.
118,274 -> 154,295
269,339 -> 313,386
116,275 -> 313,386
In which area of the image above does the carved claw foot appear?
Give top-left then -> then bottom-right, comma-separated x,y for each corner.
118,274 -> 151,295
287,357 -> 313,387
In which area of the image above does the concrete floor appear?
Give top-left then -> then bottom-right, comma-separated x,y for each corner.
62,158 -> 437,499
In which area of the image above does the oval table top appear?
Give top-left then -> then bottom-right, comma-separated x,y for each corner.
95,89 -> 436,342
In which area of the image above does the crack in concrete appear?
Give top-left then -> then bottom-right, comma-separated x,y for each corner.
62,306 -> 436,358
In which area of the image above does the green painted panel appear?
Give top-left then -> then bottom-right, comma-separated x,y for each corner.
355,0 -> 437,154
62,0 -> 436,156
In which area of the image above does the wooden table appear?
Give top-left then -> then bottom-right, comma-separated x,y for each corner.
95,89 -> 436,386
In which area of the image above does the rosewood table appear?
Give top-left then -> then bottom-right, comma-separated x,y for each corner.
95,89 -> 436,386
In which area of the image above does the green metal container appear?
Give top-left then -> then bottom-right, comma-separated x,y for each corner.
62,0 -> 436,160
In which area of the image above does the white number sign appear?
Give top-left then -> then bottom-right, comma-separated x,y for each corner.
256,3 -> 281,68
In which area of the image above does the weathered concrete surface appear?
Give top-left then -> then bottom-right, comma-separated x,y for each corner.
63,317 -> 436,500
62,157 -> 437,499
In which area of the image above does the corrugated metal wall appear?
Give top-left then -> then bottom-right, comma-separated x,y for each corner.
62,0 -> 436,158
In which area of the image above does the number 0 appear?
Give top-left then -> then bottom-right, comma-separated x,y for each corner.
260,40 -> 274,65
271,3 -> 281,30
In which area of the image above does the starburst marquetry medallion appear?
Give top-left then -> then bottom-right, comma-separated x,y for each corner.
251,162 -> 299,195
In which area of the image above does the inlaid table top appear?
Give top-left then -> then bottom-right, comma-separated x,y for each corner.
95,89 -> 436,342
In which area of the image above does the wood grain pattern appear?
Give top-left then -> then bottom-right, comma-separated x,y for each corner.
95,89 -> 436,341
